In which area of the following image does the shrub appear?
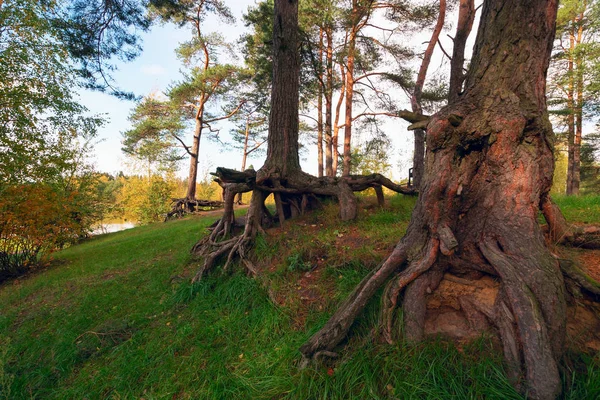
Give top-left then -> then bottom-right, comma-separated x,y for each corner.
0,184 -> 90,281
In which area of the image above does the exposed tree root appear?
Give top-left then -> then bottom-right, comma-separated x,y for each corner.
191,167 -> 415,280
542,194 -> 600,249
164,198 -> 224,221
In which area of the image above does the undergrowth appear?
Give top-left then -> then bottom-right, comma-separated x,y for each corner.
0,195 -> 598,398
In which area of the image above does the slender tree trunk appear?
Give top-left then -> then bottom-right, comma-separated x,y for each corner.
302,1 -> 566,398
566,28 -> 576,194
410,0 -> 446,189
573,17 -> 585,195
317,29 -> 324,178
186,118 -> 201,201
324,27 -> 334,177
236,118 -> 251,204
332,64 -> 346,176
342,15 -> 357,177
448,0 -> 475,102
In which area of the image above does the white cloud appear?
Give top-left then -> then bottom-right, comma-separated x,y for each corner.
140,64 -> 167,76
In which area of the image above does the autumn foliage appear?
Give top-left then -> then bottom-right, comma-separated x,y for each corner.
0,185 -> 90,281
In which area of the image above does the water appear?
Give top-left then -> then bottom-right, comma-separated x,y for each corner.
92,222 -> 135,235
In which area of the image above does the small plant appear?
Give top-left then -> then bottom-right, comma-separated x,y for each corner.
287,252 -> 312,272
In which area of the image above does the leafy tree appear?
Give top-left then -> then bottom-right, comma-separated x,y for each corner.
0,0 -> 108,277
0,0 -> 102,185
548,0 -> 600,194
349,136 -> 392,175
581,131 -> 600,192
123,1 -> 246,209
117,174 -> 176,224
122,94 -> 186,176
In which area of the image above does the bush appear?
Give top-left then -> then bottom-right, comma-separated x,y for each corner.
0,184 -> 90,281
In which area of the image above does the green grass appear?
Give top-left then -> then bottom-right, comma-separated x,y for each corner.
0,195 -> 599,399
554,194 -> 600,224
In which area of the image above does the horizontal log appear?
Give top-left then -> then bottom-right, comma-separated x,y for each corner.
399,109 -> 430,123
171,198 -> 224,208
211,167 -> 256,184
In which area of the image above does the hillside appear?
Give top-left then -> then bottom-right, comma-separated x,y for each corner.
0,194 -> 599,399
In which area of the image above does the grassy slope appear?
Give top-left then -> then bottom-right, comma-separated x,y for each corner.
0,195 -> 598,399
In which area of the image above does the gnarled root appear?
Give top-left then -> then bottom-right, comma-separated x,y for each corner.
542,195 -> 600,249
192,188 -> 265,282
192,167 -> 414,282
299,234 -> 436,361
480,239 -> 564,400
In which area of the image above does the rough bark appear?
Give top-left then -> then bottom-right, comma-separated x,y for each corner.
300,1 -> 573,399
236,118 -> 251,204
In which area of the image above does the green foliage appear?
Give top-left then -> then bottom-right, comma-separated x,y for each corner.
117,174 -> 176,224
122,96 -> 185,172
581,132 -> 600,193
0,182 -> 98,281
350,136 -> 393,175
0,0 -> 102,185
287,252 -> 313,272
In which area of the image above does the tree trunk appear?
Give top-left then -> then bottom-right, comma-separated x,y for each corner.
566,28 -> 576,195
573,19 -> 585,195
186,118 -> 201,203
301,1 -> 567,398
342,16 -> 357,177
236,118 -> 251,204
317,28 -> 324,178
410,0 -> 446,189
332,63 -> 345,176
260,0 -> 300,178
448,0 -> 475,103
324,27 -> 334,177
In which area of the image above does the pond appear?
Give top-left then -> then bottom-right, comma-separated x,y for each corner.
91,222 -> 136,235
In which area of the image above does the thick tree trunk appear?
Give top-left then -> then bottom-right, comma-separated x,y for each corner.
301,1 -> 567,398
573,20 -> 585,195
260,0 -> 301,179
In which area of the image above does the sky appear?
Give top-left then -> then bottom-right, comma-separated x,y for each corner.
79,1 -> 470,182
